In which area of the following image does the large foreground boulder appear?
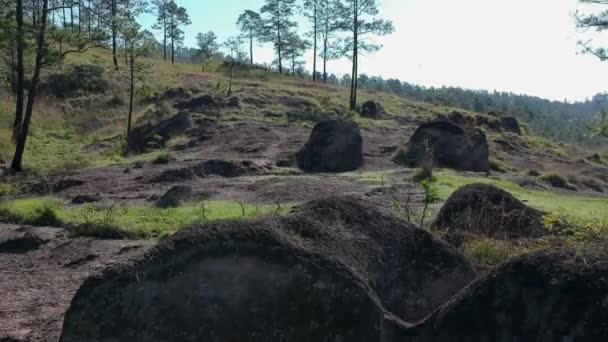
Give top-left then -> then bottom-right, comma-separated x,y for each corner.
405,249 -> 608,341
60,196 -> 475,341
128,112 -> 193,153
296,119 -> 364,173
394,120 -> 490,173
433,183 -> 546,239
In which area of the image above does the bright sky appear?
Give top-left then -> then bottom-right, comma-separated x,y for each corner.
140,0 -> 608,102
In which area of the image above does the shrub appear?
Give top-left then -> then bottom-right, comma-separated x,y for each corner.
489,158 -> 509,173
107,94 -> 126,107
412,166 -> 435,182
0,183 -> 17,196
21,201 -> 63,226
544,211 -> 608,244
567,174 -> 579,185
581,177 -> 604,193
527,169 -> 541,177
71,221 -> 132,239
70,203 -> 133,239
136,101 -> 176,125
541,173 -> 577,191
152,153 -> 176,165
39,64 -> 110,98
461,238 -> 530,267
0,205 -> 21,223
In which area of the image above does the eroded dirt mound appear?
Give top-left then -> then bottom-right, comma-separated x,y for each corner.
59,196 -> 475,341
296,119 -> 364,173
433,183 -> 546,239
22,178 -> 85,195
174,94 -> 240,113
395,120 -> 490,173
149,159 -> 270,182
0,231 -> 46,254
405,248 -> 608,341
128,112 -> 193,153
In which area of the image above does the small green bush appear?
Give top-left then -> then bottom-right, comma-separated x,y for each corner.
541,173 -> 577,191
527,169 -> 541,177
71,222 -> 133,239
392,148 -> 409,165
461,238 -> 530,267
489,159 -> 509,173
413,166 -> 436,182
0,183 -> 17,196
152,153 -> 176,165
107,94 -> 126,107
22,201 -> 63,226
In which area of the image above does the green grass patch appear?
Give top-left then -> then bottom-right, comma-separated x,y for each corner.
0,182 -> 17,196
341,170 -> 400,187
461,238 -> 534,267
0,197 -> 290,239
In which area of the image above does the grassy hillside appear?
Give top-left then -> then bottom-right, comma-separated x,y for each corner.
1,48 -> 607,261
0,48 -> 517,174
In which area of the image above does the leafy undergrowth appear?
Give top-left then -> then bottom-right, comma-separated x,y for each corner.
0,197 -> 289,239
460,238 -> 539,267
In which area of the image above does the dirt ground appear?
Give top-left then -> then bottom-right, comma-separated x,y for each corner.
0,225 -> 152,341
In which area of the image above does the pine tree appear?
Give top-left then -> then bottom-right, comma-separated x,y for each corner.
302,0 -> 319,81
260,0 -> 298,74
236,10 -> 262,65
335,0 -> 394,110
166,1 -> 190,65
283,32 -> 310,76
152,0 -> 169,61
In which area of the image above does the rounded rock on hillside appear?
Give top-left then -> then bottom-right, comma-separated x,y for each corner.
296,119 -> 364,173
433,183 -> 546,239
394,120 -> 490,173
360,100 -> 385,119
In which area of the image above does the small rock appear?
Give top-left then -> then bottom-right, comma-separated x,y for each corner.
71,195 -> 100,205
155,185 -> 193,208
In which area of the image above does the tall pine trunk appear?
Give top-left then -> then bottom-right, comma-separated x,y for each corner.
323,35 -> 328,83
127,47 -> 135,152
12,0 -> 25,142
32,0 -> 36,27
171,24 -> 175,64
312,1 -> 317,82
163,17 -> 167,61
11,0 -> 49,172
349,0 -> 358,110
111,0 -> 118,70
87,0 -> 91,39
277,24 -> 282,73
249,29 -> 254,64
